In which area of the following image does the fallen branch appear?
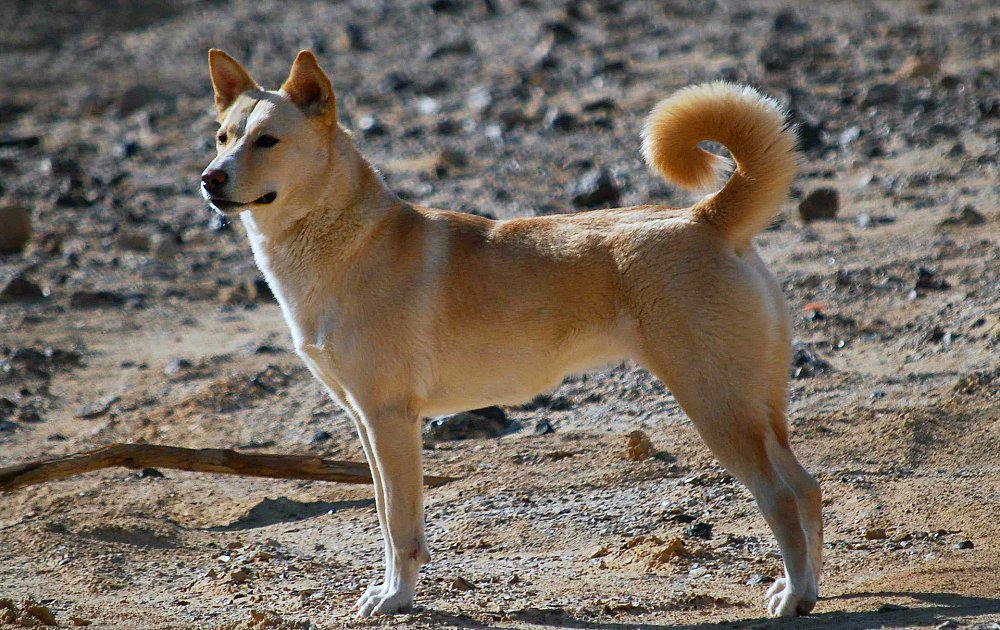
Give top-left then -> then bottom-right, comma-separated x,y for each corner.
0,443 -> 458,492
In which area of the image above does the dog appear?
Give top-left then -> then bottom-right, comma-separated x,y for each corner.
201,49 -> 822,618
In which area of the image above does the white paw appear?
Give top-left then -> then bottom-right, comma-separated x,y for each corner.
356,582 -> 414,618
766,577 -> 817,617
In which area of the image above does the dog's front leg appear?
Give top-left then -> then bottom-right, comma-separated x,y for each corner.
355,407 -> 429,617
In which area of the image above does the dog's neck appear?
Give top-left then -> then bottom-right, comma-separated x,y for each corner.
239,133 -> 399,339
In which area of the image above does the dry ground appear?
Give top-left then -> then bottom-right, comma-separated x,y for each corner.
1,0 -> 998,628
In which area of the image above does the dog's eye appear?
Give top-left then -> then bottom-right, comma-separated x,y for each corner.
255,135 -> 279,148
217,133 -> 227,144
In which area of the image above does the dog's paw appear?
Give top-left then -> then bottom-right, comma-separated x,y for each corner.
356,582 -> 413,618
766,577 -> 817,617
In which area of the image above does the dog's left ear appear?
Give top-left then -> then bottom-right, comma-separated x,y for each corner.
281,50 -> 336,124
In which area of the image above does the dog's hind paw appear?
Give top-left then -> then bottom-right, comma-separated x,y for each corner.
356,582 -> 414,617
766,577 -> 817,617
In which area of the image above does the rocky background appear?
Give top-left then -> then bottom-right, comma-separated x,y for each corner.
1,0 -> 998,628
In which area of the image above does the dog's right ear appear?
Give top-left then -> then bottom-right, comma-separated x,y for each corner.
208,49 -> 259,116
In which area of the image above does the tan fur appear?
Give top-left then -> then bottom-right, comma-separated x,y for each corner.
202,50 -> 822,619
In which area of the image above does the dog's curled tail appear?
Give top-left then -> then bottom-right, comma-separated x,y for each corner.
641,82 -> 798,246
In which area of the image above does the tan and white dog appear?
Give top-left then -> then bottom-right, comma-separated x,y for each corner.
201,49 -> 822,618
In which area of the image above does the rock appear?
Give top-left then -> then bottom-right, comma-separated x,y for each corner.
117,84 -> 172,117
450,576 -> 476,591
17,406 -> 43,423
150,232 -> 180,259
342,23 -> 367,51
896,56 -> 938,80
543,107 -> 577,131
0,205 -> 31,253
877,603 -> 908,613
683,522 -> 713,540
624,429 -> 654,461
533,419 -> 555,435
22,601 -> 57,626
76,395 -> 119,419
0,419 -> 18,433
229,567 -> 252,584
425,406 -> 518,441
0,397 -> 14,418
789,109 -> 825,152
0,273 -> 45,302
164,358 -> 193,375
772,8 -> 806,32
798,188 -> 839,222
115,229 -> 151,252
572,168 -> 620,208
791,342 -> 832,379
864,527 -> 888,540
428,39 -> 474,59
357,114 -> 386,137
136,467 -> 165,479
914,267 -> 950,291
543,21 -> 577,43
69,290 -> 129,309
70,617 -> 93,627
861,83 -> 899,107
747,573 -> 774,586
310,430 -> 332,444
938,205 -> 986,227
954,539 -> 974,550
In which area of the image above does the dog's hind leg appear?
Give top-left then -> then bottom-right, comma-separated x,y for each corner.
636,299 -> 821,616
354,405 -> 429,617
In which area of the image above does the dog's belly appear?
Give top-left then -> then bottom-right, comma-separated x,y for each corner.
418,336 -> 628,417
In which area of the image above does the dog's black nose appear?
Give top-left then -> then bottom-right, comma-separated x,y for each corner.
201,169 -> 228,194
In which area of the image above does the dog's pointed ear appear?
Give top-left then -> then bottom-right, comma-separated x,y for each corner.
281,50 -> 336,124
208,49 -> 259,116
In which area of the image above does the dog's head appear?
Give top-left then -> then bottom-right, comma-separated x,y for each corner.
201,49 -> 340,220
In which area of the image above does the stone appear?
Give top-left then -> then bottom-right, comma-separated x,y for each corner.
915,267 -> 949,291
791,342 -> 832,379
624,429 -> 654,461
450,576 -> 476,591
897,56 -> 938,80
572,168 -> 620,208
76,395 -> 120,419
69,290 -> 128,309
164,358 -> 193,375
939,205 -> 986,227
954,539 -> 974,550
861,83 -> 899,107
117,84 -> 172,117
798,188 -> 839,222
864,527 -> 888,540
683,522 -> 713,540
150,233 -> 180,260
0,205 -> 31,253
0,273 -> 45,302
533,419 -> 555,436
425,406 -> 518,442
115,229 -> 151,252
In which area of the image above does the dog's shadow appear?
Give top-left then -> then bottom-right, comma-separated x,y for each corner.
413,592 -> 1000,629
207,496 -> 374,531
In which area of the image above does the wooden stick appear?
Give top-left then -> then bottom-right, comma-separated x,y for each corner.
0,443 -> 458,492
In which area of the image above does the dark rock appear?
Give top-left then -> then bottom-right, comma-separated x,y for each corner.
533,420 -> 555,435
954,539 -> 975,550
164,358 -> 193,375
939,205 -> 986,227
683,522 -> 713,540
978,98 -> 999,119
69,290 -> 128,309
0,419 -> 18,433
772,8 -> 806,32
543,107 -> 577,131
18,406 -> 44,423
343,24 -> 367,51
137,468 -> 165,479
117,84 -> 172,117
429,0 -> 461,13
861,83 -> 899,107
572,168 -> 620,208
428,39 -> 474,59
915,267 -> 950,291
425,406 -> 519,442
789,109 -> 825,152
251,365 -> 290,392
747,573 -> 774,586
0,397 -> 14,418
543,21 -> 577,44
0,273 -> 45,302
0,205 -> 31,253
798,188 -> 839,222
310,430 -> 333,444
791,342 -> 832,379
76,395 -> 119,419
358,114 -> 386,137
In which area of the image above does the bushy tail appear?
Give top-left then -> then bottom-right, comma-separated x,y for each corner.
641,82 -> 798,246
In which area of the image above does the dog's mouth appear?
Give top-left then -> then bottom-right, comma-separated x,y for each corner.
206,191 -> 278,214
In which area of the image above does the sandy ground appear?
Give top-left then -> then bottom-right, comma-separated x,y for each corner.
1,0 -> 998,628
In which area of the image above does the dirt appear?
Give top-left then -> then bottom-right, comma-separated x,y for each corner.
1,0 -> 998,628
